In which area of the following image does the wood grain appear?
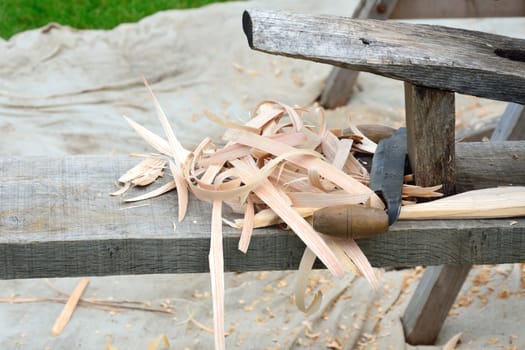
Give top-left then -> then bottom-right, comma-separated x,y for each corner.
405,83 -> 456,194
318,0 -> 398,108
401,265 -> 471,344
243,9 -> 525,104
402,84 -> 457,345
456,141 -> 525,191
0,154 -> 524,279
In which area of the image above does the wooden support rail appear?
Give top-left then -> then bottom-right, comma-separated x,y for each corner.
242,9 -> 525,104
1,149 -> 524,280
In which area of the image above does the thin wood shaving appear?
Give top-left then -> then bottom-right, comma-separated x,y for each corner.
114,83 -> 491,349
51,278 -> 89,336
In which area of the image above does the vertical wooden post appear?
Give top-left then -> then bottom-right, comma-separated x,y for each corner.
402,94 -> 525,345
404,83 -> 456,194
402,82 -> 466,345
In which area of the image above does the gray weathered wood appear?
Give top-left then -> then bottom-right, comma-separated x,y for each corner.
402,84 -> 458,345
243,9 -> 525,104
390,0 -> 525,19
456,141 -> 525,192
491,103 -> 525,141
405,83 -> 456,194
403,98 -> 525,345
319,0 -> 398,108
402,265 -> 472,344
319,68 -> 360,109
1,154 -> 524,280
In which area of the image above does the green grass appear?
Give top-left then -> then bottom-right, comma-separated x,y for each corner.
0,0 -> 233,40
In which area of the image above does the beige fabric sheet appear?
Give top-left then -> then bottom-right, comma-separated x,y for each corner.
1,1 -> 524,349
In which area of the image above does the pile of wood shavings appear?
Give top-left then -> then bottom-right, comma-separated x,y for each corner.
113,80 -> 441,349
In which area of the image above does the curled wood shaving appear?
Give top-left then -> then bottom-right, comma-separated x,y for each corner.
115,84 -> 459,349
295,248 -> 323,314
124,180 -> 177,203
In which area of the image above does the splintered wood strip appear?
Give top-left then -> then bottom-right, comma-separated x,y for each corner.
123,116 -> 173,156
188,149 -> 322,202
331,138 -> 354,170
118,157 -> 166,185
336,238 -> 379,289
142,78 -> 189,166
231,158 -> 345,278
124,180 -> 177,202
51,278 -> 90,336
223,129 -> 383,208
209,200 -> 225,350
307,168 -> 333,192
201,132 -> 307,167
346,125 -> 377,154
204,110 -> 259,133
295,247 -> 322,314
230,207 -> 316,229
169,161 -> 189,222
110,182 -> 131,196
322,131 -> 368,180
238,196 -> 254,253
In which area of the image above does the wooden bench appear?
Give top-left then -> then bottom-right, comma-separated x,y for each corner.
2,145 -> 524,280
1,8 -> 524,346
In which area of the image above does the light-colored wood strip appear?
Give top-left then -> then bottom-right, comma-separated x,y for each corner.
51,278 -> 90,336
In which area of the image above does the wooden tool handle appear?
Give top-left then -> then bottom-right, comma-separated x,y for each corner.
313,205 -> 389,239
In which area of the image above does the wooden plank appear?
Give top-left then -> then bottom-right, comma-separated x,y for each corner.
242,9 -> 525,104
402,84 -> 458,345
319,0 -> 398,109
456,141 -> 525,192
1,154 -> 524,280
390,0 -> 525,19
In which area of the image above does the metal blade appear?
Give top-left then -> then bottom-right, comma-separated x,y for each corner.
369,127 -> 407,225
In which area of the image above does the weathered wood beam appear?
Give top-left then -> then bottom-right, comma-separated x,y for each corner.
1,154 -> 524,280
455,141 -> 525,191
402,84 -> 458,345
319,0 -> 398,108
243,9 -> 525,104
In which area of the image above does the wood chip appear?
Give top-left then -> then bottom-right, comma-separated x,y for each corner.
51,278 -> 90,336
114,89 -> 525,350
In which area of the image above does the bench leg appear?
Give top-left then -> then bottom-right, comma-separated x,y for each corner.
402,88 -> 524,345
402,265 -> 471,344
402,82 -> 458,344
